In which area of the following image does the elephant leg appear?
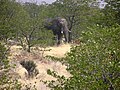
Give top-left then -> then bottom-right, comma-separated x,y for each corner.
63,30 -> 69,43
57,33 -> 62,45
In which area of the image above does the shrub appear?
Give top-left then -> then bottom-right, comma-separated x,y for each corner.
46,26 -> 120,90
20,60 -> 39,78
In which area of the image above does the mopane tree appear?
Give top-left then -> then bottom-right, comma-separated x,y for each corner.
106,0 -> 120,25
98,0 -> 120,27
0,0 -> 18,43
14,2 -> 43,52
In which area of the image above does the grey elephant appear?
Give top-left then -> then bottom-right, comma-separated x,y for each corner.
44,17 -> 70,45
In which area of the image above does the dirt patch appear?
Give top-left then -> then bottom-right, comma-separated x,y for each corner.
44,44 -> 71,57
8,44 -> 71,90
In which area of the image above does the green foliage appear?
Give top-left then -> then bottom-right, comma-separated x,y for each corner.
99,0 -> 120,27
105,0 -> 120,25
0,43 -> 22,89
47,25 -> 120,90
46,69 -> 67,89
20,60 -> 39,78
0,0 -> 18,41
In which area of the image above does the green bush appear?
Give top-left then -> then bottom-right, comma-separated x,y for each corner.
47,25 -> 120,90
20,60 -> 39,78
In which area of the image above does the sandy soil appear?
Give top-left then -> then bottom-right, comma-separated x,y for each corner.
44,44 -> 71,57
8,44 -> 71,90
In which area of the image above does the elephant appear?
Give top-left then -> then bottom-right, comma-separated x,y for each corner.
44,17 -> 70,45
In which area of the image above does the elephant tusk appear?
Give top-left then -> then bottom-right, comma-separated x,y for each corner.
68,30 -> 71,32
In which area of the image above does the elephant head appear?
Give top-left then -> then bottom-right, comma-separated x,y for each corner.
44,17 -> 70,45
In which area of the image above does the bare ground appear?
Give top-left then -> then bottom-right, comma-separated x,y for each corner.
8,44 -> 71,90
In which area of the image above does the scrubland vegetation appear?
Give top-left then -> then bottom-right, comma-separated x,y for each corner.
0,0 -> 120,90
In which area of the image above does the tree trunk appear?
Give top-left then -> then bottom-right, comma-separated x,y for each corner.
68,31 -> 72,43
27,45 -> 31,53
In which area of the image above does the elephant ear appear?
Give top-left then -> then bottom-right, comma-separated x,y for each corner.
44,18 -> 53,29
